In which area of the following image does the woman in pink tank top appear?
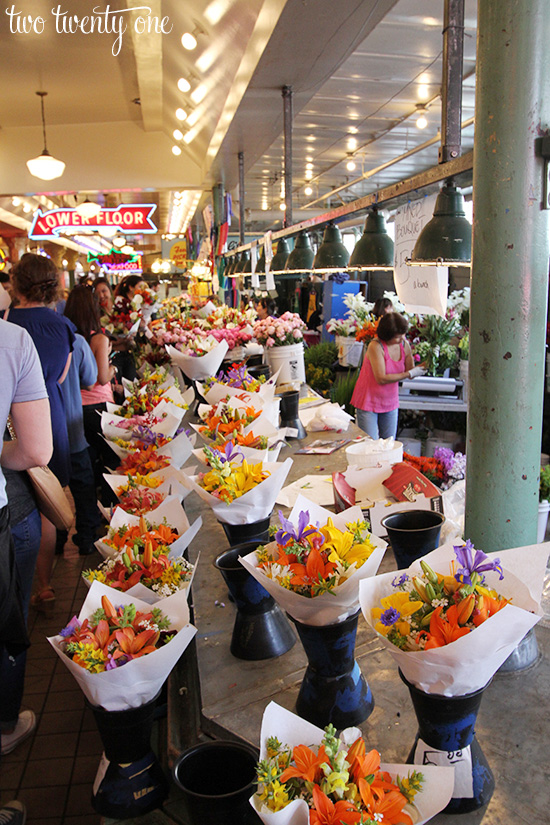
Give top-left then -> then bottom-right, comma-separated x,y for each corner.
351,312 -> 415,439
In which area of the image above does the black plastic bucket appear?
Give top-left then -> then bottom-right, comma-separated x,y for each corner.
381,509 -> 445,569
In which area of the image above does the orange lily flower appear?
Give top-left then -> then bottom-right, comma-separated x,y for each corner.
112,626 -> 159,660
365,788 -> 413,825
472,594 -> 508,627
289,547 -> 336,590
279,744 -> 327,783
310,785 -> 361,825
424,604 -> 471,649
347,739 -> 381,784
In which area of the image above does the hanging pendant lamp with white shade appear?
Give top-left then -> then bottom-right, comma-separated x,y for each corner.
26,92 -> 66,181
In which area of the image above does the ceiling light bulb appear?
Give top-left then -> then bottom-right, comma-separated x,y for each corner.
172,145 -> 182,156
12,197 -> 20,206
113,236 -> 125,248
22,203 -> 31,213
177,77 -> 191,93
415,106 -> 428,129
261,203 -> 268,211
175,108 -> 187,121
306,162 -> 314,170
346,159 -> 356,171
304,186 -> 313,196
26,91 -> 66,181
348,126 -> 358,134
347,137 -> 357,151
121,245 -> 134,255
418,84 -> 429,101
305,169 -> 313,180
173,129 -> 184,141
181,32 -> 197,50
62,259 -> 68,267
279,202 -> 286,211
183,131 -> 194,144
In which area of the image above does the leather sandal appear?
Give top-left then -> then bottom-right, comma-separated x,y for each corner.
30,586 -> 56,616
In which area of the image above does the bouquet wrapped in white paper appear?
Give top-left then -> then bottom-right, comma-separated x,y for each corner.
239,496 -> 386,626
179,457 -> 293,525
47,580 -> 197,711
250,702 -> 454,825
166,337 -> 229,381
359,541 -> 547,696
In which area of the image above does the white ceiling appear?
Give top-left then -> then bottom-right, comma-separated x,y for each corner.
0,0 -> 477,253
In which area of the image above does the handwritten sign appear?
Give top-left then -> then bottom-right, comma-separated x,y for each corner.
393,193 -> 448,317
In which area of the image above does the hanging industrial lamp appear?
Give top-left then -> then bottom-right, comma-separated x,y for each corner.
270,238 -> 291,273
236,249 -> 250,273
255,247 -> 265,274
26,92 -> 66,181
313,222 -> 349,272
75,197 -> 101,219
408,179 -> 472,266
284,231 -> 314,273
349,209 -> 394,270
227,254 -> 240,278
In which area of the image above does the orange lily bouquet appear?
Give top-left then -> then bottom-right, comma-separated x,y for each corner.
250,702 -> 454,824
47,580 -> 197,711
359,541 -> 547,696
194,400 -> 262,443
180,457 -> 293,525
95,497 -> 202,562
240,496 -> 386,626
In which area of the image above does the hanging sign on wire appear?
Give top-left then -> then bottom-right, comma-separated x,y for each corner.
393,193 -> 448,317
263,230 -> 275,291
251,241 -> 259,289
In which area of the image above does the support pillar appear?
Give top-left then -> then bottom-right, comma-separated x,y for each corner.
282,85 -> 293,227
465,0 -> 550,551
238,151 -> 245,245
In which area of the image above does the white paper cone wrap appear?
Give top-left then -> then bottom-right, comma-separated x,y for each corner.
166,338 -> 229,381
179,458 -> 293,524
249,702 -> 454,825
359,541 -> 547,696
47,580 -> 197,711
240,496 -> 386,625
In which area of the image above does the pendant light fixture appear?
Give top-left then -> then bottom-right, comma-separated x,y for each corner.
349,208 -> 394,270
26,92 -> 66,181
312,222 -> 349,273
255,247 -> 266,274
284,231 -> 314,273
270,238 -> 291,273
75,197 -> 101,219
236,249 -> 250,273
408,178 -> 472,266
227,254 -> 240,278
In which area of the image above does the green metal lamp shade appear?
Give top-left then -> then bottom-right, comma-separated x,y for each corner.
349,211 -> 394,270
256,247 -> 266,274
270,237 -> 291,273
285,231 -> 314,272
242,250 -> 252,273
227,254 -> 240,278
222,258 -> 232,279
410,181 -> 472,265
313,222 -> 350,271
235,250 -> 250,273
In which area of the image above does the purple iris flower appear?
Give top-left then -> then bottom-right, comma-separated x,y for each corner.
209,442 -> 244,465
392,573 -> 409,588
226,364 -> 247,387
134,425 -> 157,446
454,539 -> 504,585
381,607 -> 401,626
59,616 -> 81,638
274,509 -> 322,546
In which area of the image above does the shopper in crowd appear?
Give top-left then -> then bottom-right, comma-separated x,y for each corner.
351,312 -> 424,439
57,328 -> 101,557
92,277 -> 113,314
64,285 -> 119,505
373,297 -> 393,318
256,296 -> 276,320
0,318 -> 52,776
113,274 -> 147,300
4,254 -> 75,613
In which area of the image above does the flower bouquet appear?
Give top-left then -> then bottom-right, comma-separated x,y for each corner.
240,495 -> 386,626
82,540 -> 195,604
253,312 -> 306,348
194,400 -> 262,442
359,539 -> 547,695
192,434 -> 283,467
132,286 -> 160,322
179,457 -> 293,525
355,315 -> 380,344
250,702 -> 454,824
432,446 -> 466,490
102,466 -> 188,504
47,580 -> 197,711
95,497 -> 202,561
198,363 -> 279,406
115,445 -> 172,476
166,335 -> 229,381
101,295 -> 141,338
105,428 -> 195,470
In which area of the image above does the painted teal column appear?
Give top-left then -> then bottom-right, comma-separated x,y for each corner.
465,0 -> 550,551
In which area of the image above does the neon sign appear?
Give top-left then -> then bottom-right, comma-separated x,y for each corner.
29,205 -> 157,240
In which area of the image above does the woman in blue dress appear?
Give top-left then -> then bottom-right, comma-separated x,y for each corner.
5,253 -> 75,611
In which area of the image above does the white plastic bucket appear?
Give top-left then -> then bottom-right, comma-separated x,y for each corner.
400,437 -> 422,457
538,500 -> 550,543
265,342 -> 305,385
345,440 -> 403,469
336,336 -> 363,367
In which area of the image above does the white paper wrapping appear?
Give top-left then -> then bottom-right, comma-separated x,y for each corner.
196,370 -> 279,407
192,442 -> 283,466
95,496 -> 202,560
47,580 -> 197,711
166,338 -> 229,381
179,458 -> 293,524
100,408 -> 183,441
276,475 -> 335,508
240,496 -> 386,625
250,702 -> 454,825
359,541 -> 547,695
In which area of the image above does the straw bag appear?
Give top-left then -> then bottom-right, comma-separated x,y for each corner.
6,418 -> 73,531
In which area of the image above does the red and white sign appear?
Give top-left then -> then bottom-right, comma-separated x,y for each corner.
29,205 -> 157,240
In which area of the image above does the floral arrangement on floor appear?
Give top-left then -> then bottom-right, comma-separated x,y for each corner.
371,542 -> 507,651
198,403 -> 261,442
256,510 -> 377,598
253,312 -> 307,347
58,594 -> 174,673
83,542 -> 193,598
197,451 -> 270,503
256,721 -> 423,823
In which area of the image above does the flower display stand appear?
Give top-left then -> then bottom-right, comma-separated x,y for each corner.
218,516 -> 271,546
291,610 -> 374,729
400,671 -> 494,814
214,542 -> 296,660
88,693 -> 169,819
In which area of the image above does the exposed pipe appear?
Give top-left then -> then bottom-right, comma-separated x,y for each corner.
282,85 -> 293,227
238,150 -> 245,244
440,0 -> 465,163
